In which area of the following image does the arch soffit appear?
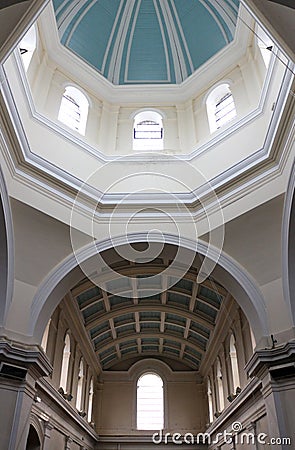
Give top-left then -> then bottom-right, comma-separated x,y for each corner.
0,166 -> 14,326
282,159 -> 295,326
30,233 -> 268,345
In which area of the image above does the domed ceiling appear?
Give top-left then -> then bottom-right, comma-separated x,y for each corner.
53,0 -> 240,85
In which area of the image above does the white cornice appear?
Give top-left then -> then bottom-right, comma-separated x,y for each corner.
1,51 -> 294,219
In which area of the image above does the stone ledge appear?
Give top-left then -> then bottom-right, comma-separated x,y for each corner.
246,340 -> 295,378
0,336 -> 52,379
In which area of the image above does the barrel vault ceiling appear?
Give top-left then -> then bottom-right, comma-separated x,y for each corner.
70,244 -> 228,372
53,0 -> 240,85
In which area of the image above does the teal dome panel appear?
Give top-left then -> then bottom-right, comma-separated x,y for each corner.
53,0 -> 240,85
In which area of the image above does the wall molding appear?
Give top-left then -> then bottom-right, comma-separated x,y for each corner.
0,53 -> 294,223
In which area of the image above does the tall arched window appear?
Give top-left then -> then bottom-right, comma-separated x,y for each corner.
206,84 -> 237,133
133,111 -> 163,151
60,333 -> 71,392
229,334 -> 240,394
76,359 -> 84,411
58,86 -> 89,135
216,359 -> 225,412
87,378 -> 94,423
137,372 -> 164,430
19,24 -> 37,71
41,319 -> 51,353
207,378 -> 214,423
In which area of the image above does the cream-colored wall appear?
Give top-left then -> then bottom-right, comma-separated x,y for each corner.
167,382 -> 205,431
39,61 -> 260,155
96,373 -> 206,435
222,194 -> 283,285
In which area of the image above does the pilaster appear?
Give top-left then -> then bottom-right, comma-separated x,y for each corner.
65,435 -> 72,450
0,337 -> 52,450
246,341 -> 295,449
43,421 -> 54,450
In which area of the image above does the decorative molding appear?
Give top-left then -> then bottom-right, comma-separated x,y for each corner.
37,376 -> 98,441
205,377 -> 264,435
100,357 -> 201,383
62,294 -> 102,375
281,158 -> 295,327
0,164 -> 14,326
0,337 -> 52,378
30,233 -> 269,345
246,340 -> 295,378
0,51 -> 294,224
10,41 -> 280,164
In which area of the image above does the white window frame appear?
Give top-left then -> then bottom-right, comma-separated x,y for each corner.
41,319 -> 51,352
133,111 -> 163,151
60,333 -> 71,392
229,333 -> 240,394
207,378 -> 214,423
206,83 -> 237,133
216,358 -> 225,412
136,372 -> 164,430
87,378 -> 94,423
76,358 -> 84,411
58,86 -> 89,135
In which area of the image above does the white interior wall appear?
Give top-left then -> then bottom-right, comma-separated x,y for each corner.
20,24 -> 269,157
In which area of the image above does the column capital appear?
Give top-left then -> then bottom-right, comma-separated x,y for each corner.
44,421 -> 54,433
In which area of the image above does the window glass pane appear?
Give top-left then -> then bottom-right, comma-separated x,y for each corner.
137,373 -> 164,430
215,93 -> 236,129
58,86 -> 89,135
206,84 -> 237,133
133,111 -> 163,151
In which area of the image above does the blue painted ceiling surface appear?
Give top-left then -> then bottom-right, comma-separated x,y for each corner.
53,0 -> 240,85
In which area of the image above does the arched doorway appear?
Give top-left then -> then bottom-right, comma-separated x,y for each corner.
25,425 -> 41,450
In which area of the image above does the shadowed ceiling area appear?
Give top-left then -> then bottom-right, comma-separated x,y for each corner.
70,243 -> 228,371
53,0 -> 240,85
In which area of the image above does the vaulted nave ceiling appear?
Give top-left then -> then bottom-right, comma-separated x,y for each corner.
53,0 -> 240,85
70,243 -> 227,371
